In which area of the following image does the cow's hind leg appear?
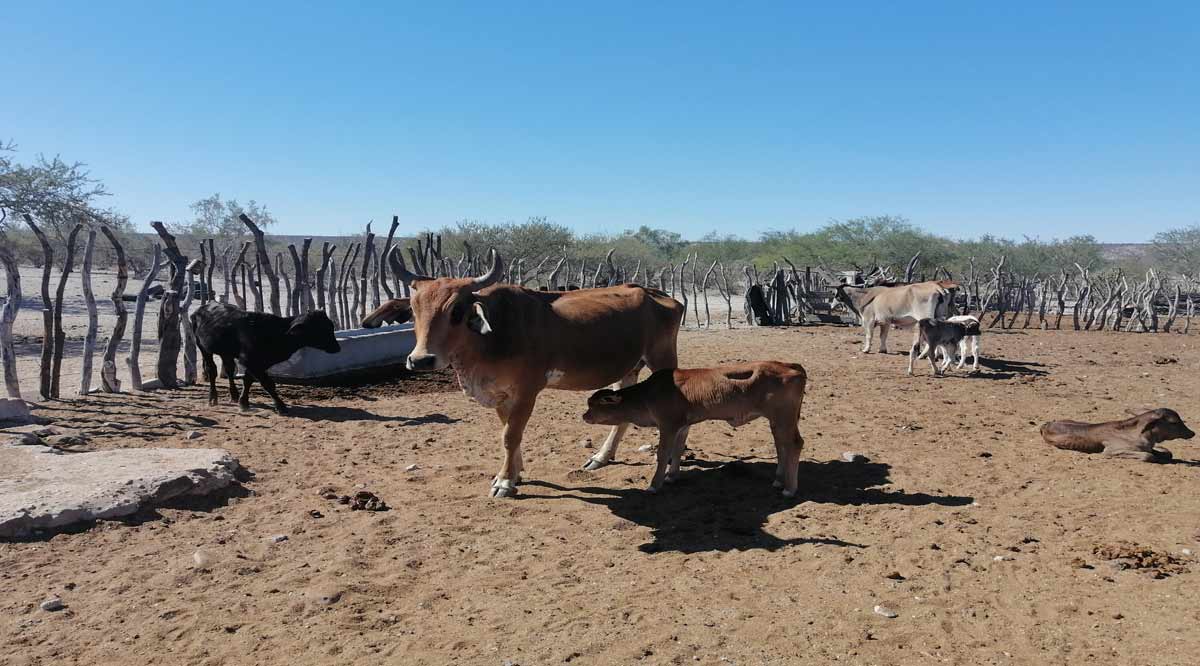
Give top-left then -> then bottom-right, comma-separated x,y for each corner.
648,427 -> 680,493
583,367 -> 642,470
201,351 -> 219,406
256,370 -> 288,414
238,372 -> 256,412
770,415 -> 804,497
877,323 -> 890,354
491,394 -> 537,498
221,356 -> 238,402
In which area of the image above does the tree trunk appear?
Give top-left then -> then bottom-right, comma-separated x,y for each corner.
157,290 -> 182,388
78,229 -> 98,396
24,216 -> 55,398
180,273 -> 197,385
316,242 -> 334,313
239,214 -> 280,315
127,245 -> 163,391
0,233 -> 21,398
379,216 -> 399,299
99,226 -> 128,393
300,238 -> 314,312
220,244 -> 232,304
205,239 -> 217,305
278,254 -> 293,317
1163,284 -> 1181,333
51,223 -> 83,398
326,258 -> 339,325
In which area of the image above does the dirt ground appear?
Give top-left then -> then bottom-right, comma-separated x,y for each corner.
2,325 -> 1199,666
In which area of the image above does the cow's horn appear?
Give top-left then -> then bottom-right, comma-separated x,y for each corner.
470,248 -> 503,291
390,246 -> 429,284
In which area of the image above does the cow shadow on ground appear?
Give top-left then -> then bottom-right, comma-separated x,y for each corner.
285,404 -> 460,425
972,357 -> 1049,380
524,457 -> 973,554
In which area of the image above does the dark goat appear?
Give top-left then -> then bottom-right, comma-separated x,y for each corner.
191,302 -> 341,414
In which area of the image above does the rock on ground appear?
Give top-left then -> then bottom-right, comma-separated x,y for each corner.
0,444 -> 240,538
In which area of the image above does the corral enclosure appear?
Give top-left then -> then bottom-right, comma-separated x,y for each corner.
2,325 -> 1198,665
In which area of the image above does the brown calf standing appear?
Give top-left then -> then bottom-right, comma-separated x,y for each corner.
583,362 -> 807,496
1040,408 -> 1194,462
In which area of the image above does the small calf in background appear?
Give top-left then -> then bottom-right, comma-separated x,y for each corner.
1041,408 -> 1194,462
908,317 -> 981,376
920,314 -> 981,372
192,302 -> 341,414
582,362 -> 807,496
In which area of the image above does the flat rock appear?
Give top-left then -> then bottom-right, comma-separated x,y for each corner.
0,443 -> 240,539
0,398 -> 33,424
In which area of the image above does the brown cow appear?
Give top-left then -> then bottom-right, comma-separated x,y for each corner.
582,362 -> 808,496
1040,408 -> 1194,462
365,249 -> 684,497
835,280 -> 957,354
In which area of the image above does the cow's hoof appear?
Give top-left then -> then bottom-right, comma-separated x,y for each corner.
781,488 -> 797,498
772,479 -> 784,489
582,457 -> 608,471
664,473 -> 678,484
489,479 -> 517,498
238,405 -> 252,413
208,398 -> 218,406
646,485 -> 660,494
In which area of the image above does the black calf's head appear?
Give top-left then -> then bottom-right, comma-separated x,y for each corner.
288,311 -> 341,354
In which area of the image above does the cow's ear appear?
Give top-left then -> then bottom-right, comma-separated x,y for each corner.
1124,407 -> 1152,417
467,301 -> 493,335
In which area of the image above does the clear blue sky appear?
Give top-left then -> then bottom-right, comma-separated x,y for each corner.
4,2 -> 1197,242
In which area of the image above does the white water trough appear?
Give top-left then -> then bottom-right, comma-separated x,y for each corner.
266,323 -> 416,382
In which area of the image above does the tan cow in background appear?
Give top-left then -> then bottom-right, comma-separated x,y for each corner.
834,280 -> 957,354
365,249 -> 684,497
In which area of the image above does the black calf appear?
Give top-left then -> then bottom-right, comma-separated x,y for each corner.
190,302 -> 341,413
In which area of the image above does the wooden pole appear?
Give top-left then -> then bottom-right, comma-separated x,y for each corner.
23,215 -> 54,398
379,215 -> 399,299
99,226 -> 128,393
127,245 -> 163,391
51,223 -> 84,398
180,267 -> 198,385
0,230 -> 21,398
238,213 -> 280,315
78,229 -> 98,396
157,289 -> 182,388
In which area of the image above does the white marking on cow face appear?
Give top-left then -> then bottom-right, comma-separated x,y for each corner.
545,369 -> 566,387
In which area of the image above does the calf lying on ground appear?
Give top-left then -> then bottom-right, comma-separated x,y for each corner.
1040,408 -> 1194,462
582,362 -> 807,496
191,302 -> 341,414
919,314 -> 981,372
908,317 -> 982,376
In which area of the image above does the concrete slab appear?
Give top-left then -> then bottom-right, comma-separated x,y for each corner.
0,444 -> 240,538
267,323 -> 415,381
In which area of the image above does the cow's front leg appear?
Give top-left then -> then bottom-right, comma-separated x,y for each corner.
648,427 -> 680,493
664,426 -> 690,483
491,395 -> 537,498
583,369 -> 640,470
861,317 -> 875,353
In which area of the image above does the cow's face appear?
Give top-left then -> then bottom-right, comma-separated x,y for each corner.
582,389 -> 629,425
403,281 -> 495,371
1139,408 -> 1195,443
289,311 -> 341,354
388,249 -> 504,372
361,299 -> 413,328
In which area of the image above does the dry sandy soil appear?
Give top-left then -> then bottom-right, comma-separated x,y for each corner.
2,325 -> 1199,666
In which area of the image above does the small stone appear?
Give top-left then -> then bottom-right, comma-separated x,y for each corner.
309,510 -> 323,519
637,444 -> 654,453
268,534 -> 288,543
313,588 -> 343,606
842,452 -> 868,463
184,431 -> 201,440
405,463 -> 419,472
192,550 -> 212,568
40,596 -> 64,612
873,605 -> 898,618
993,555 -> 1008,562
1182,548 -> 1192,556
885,571 -> 905,580
580,438 -> 593,449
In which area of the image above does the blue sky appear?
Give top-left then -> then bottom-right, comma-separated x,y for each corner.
3,2 -> 1197,242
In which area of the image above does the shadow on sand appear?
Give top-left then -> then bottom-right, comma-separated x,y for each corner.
524,457 -> 973,554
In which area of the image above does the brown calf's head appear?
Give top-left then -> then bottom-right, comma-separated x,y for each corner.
582,389 -> 630,425
1128,408 -> 1195,443
361,299 -> 413,328
386,248 -> 504,372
